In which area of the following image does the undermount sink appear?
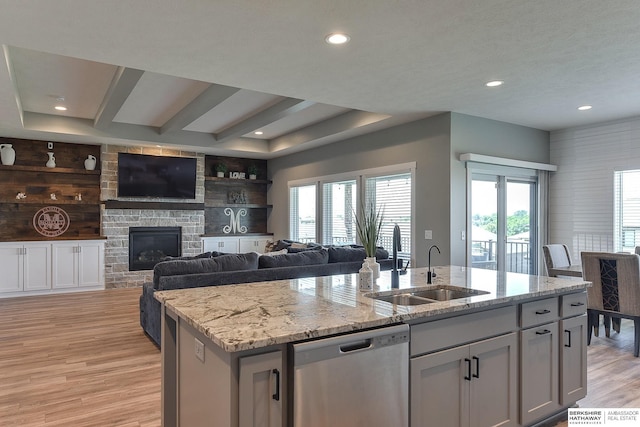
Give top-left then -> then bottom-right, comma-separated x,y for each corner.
372,293 -> 435,306
369,285 -> 490,305
410,286 -> 489,301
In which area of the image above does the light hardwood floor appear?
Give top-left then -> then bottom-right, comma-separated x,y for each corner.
1,289 -> 640,426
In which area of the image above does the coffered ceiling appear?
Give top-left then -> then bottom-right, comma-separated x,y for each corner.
0,1 -> 639,159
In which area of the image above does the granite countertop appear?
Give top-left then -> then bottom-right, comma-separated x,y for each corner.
155,266 -> 589,353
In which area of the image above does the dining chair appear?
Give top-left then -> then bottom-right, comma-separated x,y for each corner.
542,244 -> 572,276
581,251 -> 640,357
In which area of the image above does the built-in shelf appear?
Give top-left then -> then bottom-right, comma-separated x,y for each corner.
5,199 -> 98,205
104,200 -> 205,210
0,164 -> 100,174
201,233 -> 274,237
205,176 -> 272,184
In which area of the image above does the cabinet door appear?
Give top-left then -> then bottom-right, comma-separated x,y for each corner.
239,350 -> 283,427
77,241 -> 103,287
468,333 -> 518,427
560,314 -> 587,405
410,345 -> 469,427
0,244 -> 23,292
204,238 -> 239,253
52,243 -> 78,288
23,243 -> 51,291
520,322 -> 560,425
239,238 -> 270,254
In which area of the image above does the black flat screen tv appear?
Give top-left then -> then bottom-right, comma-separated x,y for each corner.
117,153 -> 197,199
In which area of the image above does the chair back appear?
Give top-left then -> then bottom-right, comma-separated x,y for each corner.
543,244 -> 572,275
581,251 -> 640,317
635,246 -> 640,256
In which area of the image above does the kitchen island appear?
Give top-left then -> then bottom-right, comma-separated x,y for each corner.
156,266 -> 589,427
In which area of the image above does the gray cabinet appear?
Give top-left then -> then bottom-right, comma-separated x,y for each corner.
239,351 -> 283,427
560,293 -> 588,405
411,333 -> 518,427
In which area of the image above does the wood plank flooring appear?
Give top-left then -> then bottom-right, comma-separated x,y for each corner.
1,289 -> 640,426
0,289 -> 160,427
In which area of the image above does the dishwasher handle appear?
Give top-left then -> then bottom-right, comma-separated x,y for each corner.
340,339 -> 373,353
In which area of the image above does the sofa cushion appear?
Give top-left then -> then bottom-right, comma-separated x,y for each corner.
259,248 -> 328,268
163,251 -> 212,261
153,252 -> 259,289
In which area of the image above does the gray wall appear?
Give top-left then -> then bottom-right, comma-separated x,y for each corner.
268,113 -> 451,268
267,112 -> 550,268
449,113 -> 550,265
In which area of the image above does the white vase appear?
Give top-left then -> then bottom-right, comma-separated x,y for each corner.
366,256 -> 380,280
0,144 -> 15,165
84,154 -> 96,170
46,152 -> 56,168
249,174 -> 257,180
217,171 -> 225,178
358,261 -> 373,291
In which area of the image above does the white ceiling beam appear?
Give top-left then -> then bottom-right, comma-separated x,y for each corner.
160,84 -> 240,135
269,110 -> 390,153
214,98 -> 315,143
94,67 -> 144,130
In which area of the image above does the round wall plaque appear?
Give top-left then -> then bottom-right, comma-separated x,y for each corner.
33,206 -> 70,237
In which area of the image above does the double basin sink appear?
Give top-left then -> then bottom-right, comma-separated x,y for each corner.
368,285 -> 489,306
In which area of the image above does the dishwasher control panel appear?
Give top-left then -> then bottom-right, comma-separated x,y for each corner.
374,330 -> 410,348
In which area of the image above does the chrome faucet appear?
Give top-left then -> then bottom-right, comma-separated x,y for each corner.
427,244 -> 441,284
391,224 -> 402,288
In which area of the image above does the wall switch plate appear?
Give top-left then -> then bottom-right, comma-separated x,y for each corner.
424,230 -> 432,240
47,142 -> 53,150
194,338 -> 205,362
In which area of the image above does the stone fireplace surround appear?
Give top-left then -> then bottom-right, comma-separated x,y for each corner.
101,145 -> 205,288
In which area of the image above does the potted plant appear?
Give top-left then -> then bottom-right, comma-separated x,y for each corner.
247,164 -> 258,180
355,203 -> 384,279
215,163 -> 227,178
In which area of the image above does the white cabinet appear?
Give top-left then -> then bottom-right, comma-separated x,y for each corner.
202,236 -> 273,254
239,237 -> 272,254
239,351 -> 283,427
411,333 -> 518,427
0,242 -> 50,293
52,241 -> 104,289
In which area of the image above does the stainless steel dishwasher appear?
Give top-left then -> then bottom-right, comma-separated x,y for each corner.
291,324 -> 409,427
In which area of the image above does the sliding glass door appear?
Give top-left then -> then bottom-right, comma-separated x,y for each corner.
470,173 -> 537,274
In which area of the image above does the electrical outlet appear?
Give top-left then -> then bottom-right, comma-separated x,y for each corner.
461,230 -> 466,241
424,230 -> 432,240
194,338 -> 205,362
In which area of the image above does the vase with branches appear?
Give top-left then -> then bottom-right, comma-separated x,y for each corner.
355,203 -> 384,279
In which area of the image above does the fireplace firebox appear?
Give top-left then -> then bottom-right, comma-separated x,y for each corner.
129,227 -> 182,271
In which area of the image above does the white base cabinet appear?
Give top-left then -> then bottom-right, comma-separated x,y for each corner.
202,236 -> 273,254
0,242 -> 50,293
0,240 -> 104,297
411,333 -> 518,427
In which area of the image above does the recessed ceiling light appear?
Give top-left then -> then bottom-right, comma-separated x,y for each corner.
54,105 -> 67,111
325,33 -> 350,45
485,80 -> 504,87
578,105 -> 592,111
254,131 -> 264,135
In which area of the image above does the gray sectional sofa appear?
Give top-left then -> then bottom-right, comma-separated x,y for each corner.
140,245 -> 394,346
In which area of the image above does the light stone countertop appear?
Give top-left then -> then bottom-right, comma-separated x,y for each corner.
154,266 -> 589,353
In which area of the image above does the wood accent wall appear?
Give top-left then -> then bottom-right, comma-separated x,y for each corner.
0,137 -> 102,241
203,155 -> 270,236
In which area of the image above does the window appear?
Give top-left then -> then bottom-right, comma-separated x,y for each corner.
366,173 -> 412,259
614,169 -> 640,252
289,184 -> 316,243
289,163 -> 414,261
323,180 -> 357,245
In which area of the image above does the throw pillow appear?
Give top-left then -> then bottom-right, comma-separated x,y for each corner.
260,248 -> 288,256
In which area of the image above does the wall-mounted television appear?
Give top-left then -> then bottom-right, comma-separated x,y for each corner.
117,153 -> 197,199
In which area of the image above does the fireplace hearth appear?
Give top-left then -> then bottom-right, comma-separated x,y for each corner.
129,227 -> 182,271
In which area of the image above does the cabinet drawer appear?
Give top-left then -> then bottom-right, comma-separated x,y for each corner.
520,297 -> 558,328
561,292 -> 587,318
410,306 -> 517,357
